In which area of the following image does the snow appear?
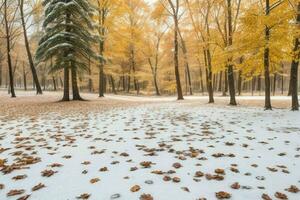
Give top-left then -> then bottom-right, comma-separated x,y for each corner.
1,99 -> 300,200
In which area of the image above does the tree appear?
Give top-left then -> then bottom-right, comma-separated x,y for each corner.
185,0 -> 214,103
1,0 -> 21,98
226,0 -> 238,105
290,1 -> 300,111
36,0 -> 96,101
264,0 -> 272,110
19,0 -> 43,94
161,0 -> 184,100
94,0 -> 108,97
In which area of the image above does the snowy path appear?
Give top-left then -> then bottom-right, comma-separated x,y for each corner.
1,103 -> 300,200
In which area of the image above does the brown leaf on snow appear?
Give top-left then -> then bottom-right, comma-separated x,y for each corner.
12,174 -> 27,180
99,167 -> 108,172
7,189 -> 25,196
230,167 -> 239,173
231,182 -> 240,189
17,194 -> 30,200
261,193 -> 272,200
205,174 -> 224,181
194,171 -> 204,177
130,185 -> 141,192
163,176 -> 171,181
215,168 -> 225,175
172,162 -> 182,169
41,169 -> 56,177
172,177 -> 181,183
81,161 -> 91,165
181,187 -> 190,192
120,152 -> 129,157
130,167 -> 138,171
267,167 -> 278,172
152,170 -> 163,175
62,155 -> 72,159
285,185 -> 299,193
275,192 -> 288,199
90,178 -> 100,184
76,193 -> 91,199
0,183 -> 4,189
32,183 -> 45,191
140,193 -> 153,200
215,191 -> 231,199
48,163 -> 63,168
140,161 -> 153,168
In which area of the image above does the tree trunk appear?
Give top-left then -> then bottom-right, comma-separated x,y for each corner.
238,70 -> 242,95
99,41 -> 105,97
223,70 -> 228,96
153,72 -> 160,96
288,70 -> 292,96
148,57 -> 160,95
263,0 -> 272,110
179,34 -> 192,95
52,76 -> 57,91
20,0 -> 42,95
127,71 -> 131,93
71,65 -> 83,100
273,73 -> 277,96
62,66 -> 70,101
173,16 -> 184,100
218,71 -> 223,92
110,75 -> 117,94
199,67 -> 204,94
204,49 -> 214,103
4,1 -> 16,98
88,57 -> 93,92
290,3 -> 300,110
227,0 -> 237,105
23,63 -> 27,91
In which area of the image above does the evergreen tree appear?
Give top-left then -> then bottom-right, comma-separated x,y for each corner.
36,0 -> 96,101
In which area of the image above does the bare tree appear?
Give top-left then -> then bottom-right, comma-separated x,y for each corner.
0,0 -> 21,97
19,0 -> 42,94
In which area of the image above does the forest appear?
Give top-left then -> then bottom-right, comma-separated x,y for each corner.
0,0 -> 299,109
0,1 -> 300,200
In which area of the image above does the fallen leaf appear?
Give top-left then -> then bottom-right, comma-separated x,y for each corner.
130,185 -> 141,192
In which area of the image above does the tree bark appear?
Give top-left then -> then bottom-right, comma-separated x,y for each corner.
290,3 -> 300,111
204,49 -> 214,103
218,71 -> 223,92
20,0 -> 42,94
264,0 -> 272,110
62,66 -> 70,101
173,16 -> 184,100
148,58 -> 160,95
4,0 -> 16,98
71,65 -> 83,100
99,40 -> 105,97
52,76 -> 57,91
237,70 -> 242,95
23,62 -> 27,91
273,73 -> 277,96
178,33 -> 192,95
110,75 -> 117,94
227,0 -> 237,105
199,67 -> 204,94
223,70 -> 228,96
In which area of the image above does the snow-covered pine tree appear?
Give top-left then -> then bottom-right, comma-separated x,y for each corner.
36,0 -> 96,101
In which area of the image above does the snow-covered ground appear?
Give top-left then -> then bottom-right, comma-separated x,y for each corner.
1,101 -> 300,200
